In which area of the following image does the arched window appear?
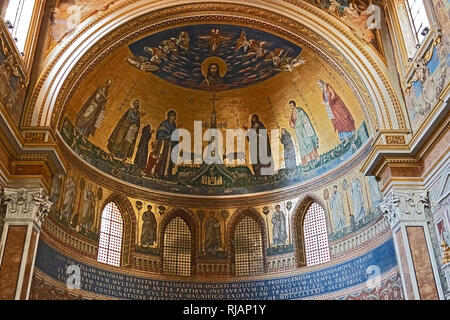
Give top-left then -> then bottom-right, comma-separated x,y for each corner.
406,0 -> 430,45
3,0 -> 37,54
97,202 -> 123,267
163,216 -> 191,276
234,216 -> 264,276
303,202 -> 330,266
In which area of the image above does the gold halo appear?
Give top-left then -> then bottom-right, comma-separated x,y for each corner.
130,96 -> 143,107
201,56 -> 228,78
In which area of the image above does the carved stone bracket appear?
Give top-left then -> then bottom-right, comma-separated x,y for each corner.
381,190 -> 430,229
1,188 -> 53,228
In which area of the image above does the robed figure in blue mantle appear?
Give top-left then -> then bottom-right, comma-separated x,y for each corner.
154,110 -> 178,179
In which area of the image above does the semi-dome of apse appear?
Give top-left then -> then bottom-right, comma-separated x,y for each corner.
59,21 -> 372,198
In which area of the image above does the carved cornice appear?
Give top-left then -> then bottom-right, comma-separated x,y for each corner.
2,187 -> 52,228
380,190 -> 430,229
362,112 -> 449,179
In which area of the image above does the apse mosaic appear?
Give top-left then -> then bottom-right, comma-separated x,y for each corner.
60,23 -> 371,196
127,25 -> 304,91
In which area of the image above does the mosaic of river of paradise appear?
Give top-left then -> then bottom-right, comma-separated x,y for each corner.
60,24 -> 371,196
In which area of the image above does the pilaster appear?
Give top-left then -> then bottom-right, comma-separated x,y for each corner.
381,189 -> 444,299
0,187 -> 52,300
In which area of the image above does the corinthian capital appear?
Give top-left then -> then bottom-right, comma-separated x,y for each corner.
380,190 -> 430,229
3,188 -> 53,228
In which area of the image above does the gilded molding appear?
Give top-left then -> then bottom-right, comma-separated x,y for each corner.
385,135 -> 406,144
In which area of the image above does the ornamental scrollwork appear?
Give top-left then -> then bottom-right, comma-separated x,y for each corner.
380,190 -> 430,229
3,188 -> 53,226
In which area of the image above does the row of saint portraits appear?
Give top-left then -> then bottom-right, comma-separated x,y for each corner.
48,170 -> 384,252
68,77 -> 362,180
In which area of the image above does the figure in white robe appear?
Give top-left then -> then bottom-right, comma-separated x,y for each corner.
272,205 -> 287,246
351,177 -> 366,222
75,80 -> 110,138
49,174 -> 63,206
368,176 -> 383,209
330,185 -> 346,232
61,177 -> 76,222
81,184 -> 95,233
288,101 -> 319,166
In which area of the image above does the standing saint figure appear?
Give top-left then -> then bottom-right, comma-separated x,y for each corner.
317,79 -> 356,141
288,100 -> 319,166
107,98 -> 141,161
350,177 -> 366,223
81,183 -> 95,234
244,114 -> 273,177
141,205 -> 157,246
272,205 -> 287,246
61,177 -> 76,222
154,110 -> 178,179
368,176 -> 383,209
134,124 -> 154,172
330,185 -> 347,232
204,212 -> 222,254
75,80 -> 111,139
49,174 -> 63,206
280,128 -> 297,169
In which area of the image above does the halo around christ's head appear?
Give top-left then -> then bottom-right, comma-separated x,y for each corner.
201,56 -> 228,78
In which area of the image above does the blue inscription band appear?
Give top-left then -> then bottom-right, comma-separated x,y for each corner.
34,238 -> 397,300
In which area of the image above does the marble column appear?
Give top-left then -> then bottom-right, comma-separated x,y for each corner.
381,190 -> 444,300
0,188 -> 52,300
